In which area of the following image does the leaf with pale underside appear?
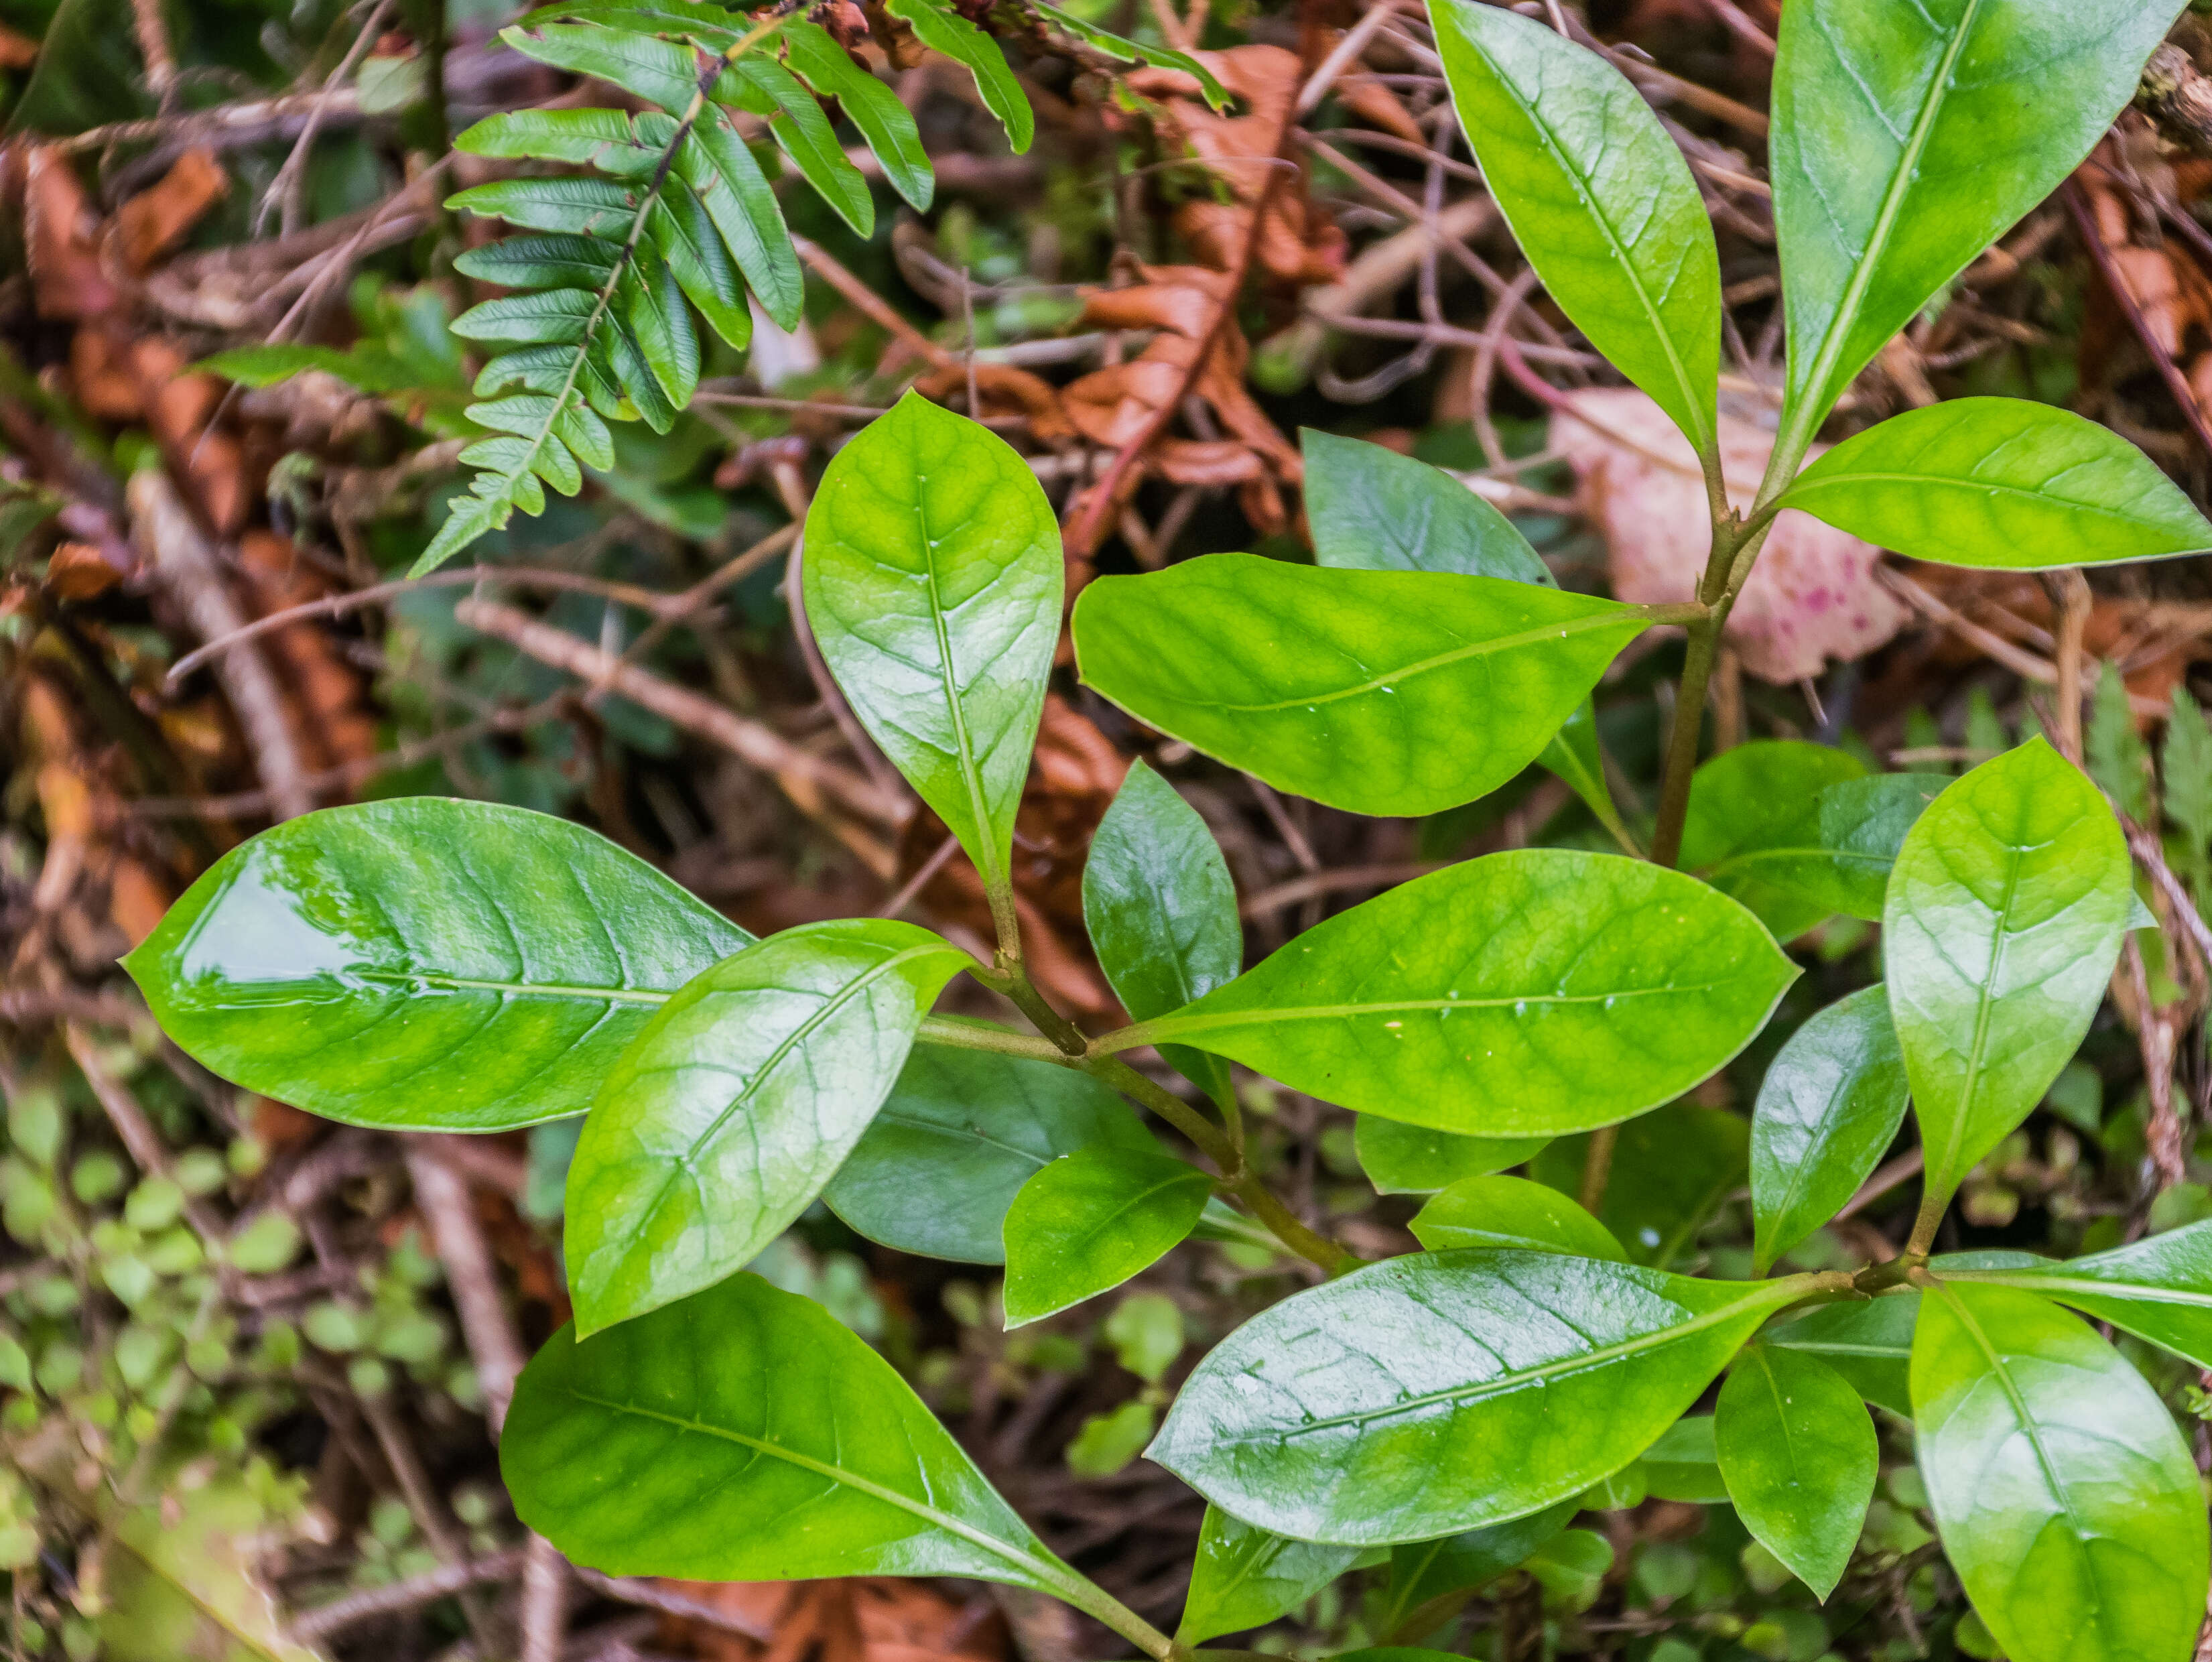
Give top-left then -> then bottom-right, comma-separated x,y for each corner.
1884,741 -> 2130,1218
564,920 -> 968,1334
504,1273 -> 1098,1600
123,800 -> 749,1133
1771,0 -> 2183,438
804,394 -> 1061,903
1074,555 -> 1656,818
1780,398 -> 2212,568
1113,852 -> 1795,1137
1147,1249 -> 1810,1545
1750,986 -> 1910,1275
1911,1280 -> 2207,1662
1427,0 -> 1719,457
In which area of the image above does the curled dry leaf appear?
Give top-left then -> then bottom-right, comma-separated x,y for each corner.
1551,387 -> 1906,683
23,147 -> 119,320
911,363 -> 1077,447
115,149 -> 229,273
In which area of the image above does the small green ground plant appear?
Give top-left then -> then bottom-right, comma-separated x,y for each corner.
125,3 -> 2212,1661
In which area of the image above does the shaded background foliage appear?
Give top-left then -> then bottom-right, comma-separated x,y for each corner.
9,0 -> 2212,1659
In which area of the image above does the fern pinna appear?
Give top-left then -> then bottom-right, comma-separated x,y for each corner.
417,0 -> 1222,576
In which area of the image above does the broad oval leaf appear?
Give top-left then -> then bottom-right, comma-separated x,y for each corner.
1122,852 -> 1795,1138
1884,741 -> 2130,1214
824,1043 -> 1151,1265
1715,1344 -> 1876,1600
1772,0 -> 2181,436
1427,0 -> 1720,456
1939,1222 -> 2212,1369
123,800 -> 748,1133
1640,1415 -> 1728,1503
1533,1103 -> 1748,1268
1766,1296 -> 1916,1418
1083,760 -> 1240,1102
805,394 -> 1061,899
1356,1116 -> 1547,1196
565,919 -> 969,1333
1376,1502 -> 1577,1641
1147,1249 -> 1808,1544
1303,430 -> 1550,584
1680,741 -> 1863,937
1001,1145 -> 1213,1327
1073,555 -> 1654,818
1750,986 -> 1910,1275
1179,1505 -> 1363,1646
1780,398 -> 2212,569
504,1273 -> 1089,1596
1411,1176 -> 1624,1261
1912,1280 -> 2207,1662
1699,773 -> 1947,940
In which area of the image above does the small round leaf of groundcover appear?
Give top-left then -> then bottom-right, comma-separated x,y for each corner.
1147,1249 -> 1807,1545
503,1273 -> 1087,1598
123,799 -> 749,1132
1124,851 -> 1795,1138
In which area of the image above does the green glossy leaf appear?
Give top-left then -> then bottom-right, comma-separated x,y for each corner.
1411,1176 -> 1624,1261
446,175 -> 636,235
1701,772 -> 1947,940
1147,1250 -> 1809,1544
1640,1415 -> 1728,1503
1178,1505 -> 1362,1645
1533,1104 -> 1748,1268
1750,986 -> 1910,1275
456,107 -> 664,170
1354,1116 -> 1547,1196
452,233 -> 620,291
452,289 -> 600,345
1024,0 -> 1228,106
502,21 -> 702,111
1715,1345 -> 1875,1600
805,394 -> 1061,901
515,0 -> 743,40
1122,852 -> 1795,1137
651,186 -> 751,348
783,19 -> 932,210
1303,430 -> 1550,584
619,253 -> 700,407
1537,700 -> 1629,848
123,800 -> 748,1133
723,57 -> 873,236
1885,741 -> 2131,1214
680,111 -> 805,330
1680,741 -> 1863,937
504,1273 -> 1094,1597
1427,0 -> 1719,456
824,1043 -> 1151,1265
1766,1297 -> 1915,1418
1376,1503 -> 1577,1639
1780,399 -> 2212,568
1912,1280 -> 2207,1662
1001,1145 -> 1212,1327
1940,1222 -> 2212,1368
1073,555 -> 1654,818
1084,760 -> 1240,1102
565,919 -> 968,1333
883,0 -> 1032,153
1772,0 -> 2181,437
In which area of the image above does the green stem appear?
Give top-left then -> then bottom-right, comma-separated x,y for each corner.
1036,1565 -> 1179,1661
914,1014 -> 1074,1067
1648,611 -> 1717,870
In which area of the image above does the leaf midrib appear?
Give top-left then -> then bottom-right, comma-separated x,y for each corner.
1789,0 -> 1987,417
1923,836 -> 2026,1198
1790,469 -> 2182,530
1193,609 -> 1641,715
1945,1269 -> 2212,1313
1127,982 -> 1740,1050
910,463 -> 1001,891
1218,1279 -> 1795,1446
1464,13 -> 1711,454
561,1386 -> 1071,1592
